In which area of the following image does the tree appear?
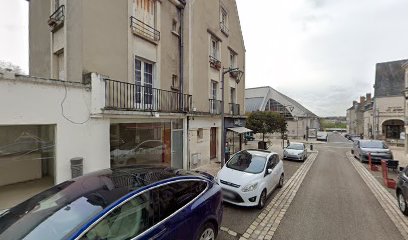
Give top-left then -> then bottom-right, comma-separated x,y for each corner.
246,111 -> 287,142
0,60 -> 25,74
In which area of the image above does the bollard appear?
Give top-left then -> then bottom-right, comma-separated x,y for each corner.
70,157 -> 83,179
381,160 -> 396,189
310,144 -> 313,151
368,153 -> 378,172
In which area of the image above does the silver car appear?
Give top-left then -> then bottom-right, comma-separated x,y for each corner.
352,140 -> 393,163
283,142 -> 308,161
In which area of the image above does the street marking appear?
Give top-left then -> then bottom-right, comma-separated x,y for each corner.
238,152 -> 319,240
346,152 -> 408,240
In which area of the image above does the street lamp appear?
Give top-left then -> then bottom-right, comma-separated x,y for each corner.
221,67 -> 244,167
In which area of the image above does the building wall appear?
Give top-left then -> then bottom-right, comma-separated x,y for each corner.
28,0 -> 51,78
0,75 -> 110,184
374,96 -> 404,138
188,117 -> 222,168
185,0 -> 245,113
363,109 -> 373,139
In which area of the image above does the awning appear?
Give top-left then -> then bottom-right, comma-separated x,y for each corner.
227,127 -> 253,134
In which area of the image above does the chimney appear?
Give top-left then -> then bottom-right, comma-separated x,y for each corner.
360,96 -> 365,104
366,93 -> 371,102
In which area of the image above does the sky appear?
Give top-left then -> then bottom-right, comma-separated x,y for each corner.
1,0 -> 408,117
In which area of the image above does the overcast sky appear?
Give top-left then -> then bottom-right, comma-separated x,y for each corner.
1,0 -> 408,117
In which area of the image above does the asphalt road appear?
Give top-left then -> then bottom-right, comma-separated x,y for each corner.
218,149 -> 305,239
272,133 -> 403,240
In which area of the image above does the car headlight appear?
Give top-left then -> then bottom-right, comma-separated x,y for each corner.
283,150 -> 287,155
242,183 -> 258,192
298,152 -> 303,156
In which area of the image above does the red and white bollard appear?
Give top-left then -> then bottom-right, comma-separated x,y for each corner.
381,160 -> 396,189
368,153 -> 378,172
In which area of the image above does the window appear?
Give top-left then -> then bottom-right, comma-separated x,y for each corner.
230,87 -> 236,104
134,0 -> 155,27
220,7 -> 229,35
172,74 -> 179,90
210,37 -> 219,59
230,51 -> 237,68
172,19 -> 178,33
135,58 -> 154,105
211,81 -> 218,100
80,191 -> 154,240
197,128 -> 203,141
56,51 -> 64,80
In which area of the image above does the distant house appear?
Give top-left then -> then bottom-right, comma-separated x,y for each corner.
373,59 -> 407,141
245,86 -> 320,139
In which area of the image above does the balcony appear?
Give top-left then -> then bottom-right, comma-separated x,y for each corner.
209,56 -> 221,70
130,16 -> 160,42
220,22 -> 229,36
104,79 -> 191,113
229,103 -> 240,115
209,99 -> 222,115
48,5 -> 65,32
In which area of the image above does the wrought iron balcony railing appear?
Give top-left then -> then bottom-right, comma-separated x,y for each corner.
209,99 -> 222,115
130,16 -> 160,42
48,5 -> 65,31
220,22 -> 229,36
229,103 -> 240,115
104,79 -> 191,113
209,55 -> 221,70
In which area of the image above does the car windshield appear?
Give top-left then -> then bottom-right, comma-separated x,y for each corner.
360,141 -> 386,149
287,144 -> 304,150
0,171 -> 130,240
226,151 -> 267,174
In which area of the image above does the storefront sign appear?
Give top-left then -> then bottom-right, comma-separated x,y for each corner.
386,106 -> 403,112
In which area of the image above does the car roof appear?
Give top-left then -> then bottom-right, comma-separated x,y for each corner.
359,140 -> 383,143
246,149 -> 277,157
289,142 -> 304,145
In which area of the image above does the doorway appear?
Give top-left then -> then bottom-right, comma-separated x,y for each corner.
210,127 -> 217,159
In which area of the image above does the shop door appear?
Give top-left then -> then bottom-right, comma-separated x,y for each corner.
171,130 -> 183,169
210,127 -> 217,159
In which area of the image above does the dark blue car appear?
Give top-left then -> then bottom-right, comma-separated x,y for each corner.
0,166 -> 223,240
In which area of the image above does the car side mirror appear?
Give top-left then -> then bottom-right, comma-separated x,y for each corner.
267,169 -> 272,174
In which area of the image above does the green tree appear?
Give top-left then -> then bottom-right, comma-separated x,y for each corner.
246,111 -> 287,142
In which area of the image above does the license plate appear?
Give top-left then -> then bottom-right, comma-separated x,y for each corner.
222,190 -> 235,199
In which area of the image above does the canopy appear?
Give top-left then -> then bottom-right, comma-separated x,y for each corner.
227,127 -> 253,134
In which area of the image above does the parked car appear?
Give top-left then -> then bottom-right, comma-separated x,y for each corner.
110,140 -> 165,166
397,167 -> 408,216
215,149 -> 284,209
0,166 -> 223,240
316,131 -> 328,142
0,135 -> 54,157
351,140 -> 393,163
283,142 -> 308,161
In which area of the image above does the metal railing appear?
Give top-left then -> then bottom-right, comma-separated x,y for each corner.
220,22 -> 229,35
104,79 -> 191,113
209,99 -> 222,115
209,55 -> 221,69
48,5 -> 65,28
130,16 -> 160,42
229,103 -> 240,115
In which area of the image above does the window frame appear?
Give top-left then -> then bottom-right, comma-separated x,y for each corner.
75,179 -> 209,240
210,37 -> 219,59
134,57 -> 155,104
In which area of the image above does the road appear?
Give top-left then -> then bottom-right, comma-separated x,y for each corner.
217,144 -> 305,239
218,133 -> 404,240
273,133 -> 403,240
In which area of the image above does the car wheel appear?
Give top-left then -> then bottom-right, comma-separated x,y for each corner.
278,174 -> 284,188
398,192 -> 408,216
257,189 -> 267,209
197,222 -> 216,240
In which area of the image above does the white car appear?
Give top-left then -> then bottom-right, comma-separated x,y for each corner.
283,142 -> 308,161
317,131 -> 328,141
215,150 -> 284,209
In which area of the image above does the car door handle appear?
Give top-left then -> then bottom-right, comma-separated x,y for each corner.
149,228 -> 167,240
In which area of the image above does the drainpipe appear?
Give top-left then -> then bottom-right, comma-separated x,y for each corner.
178,1 -> 185,110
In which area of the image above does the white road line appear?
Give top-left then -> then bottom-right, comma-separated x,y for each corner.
346,152 -> 408,239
